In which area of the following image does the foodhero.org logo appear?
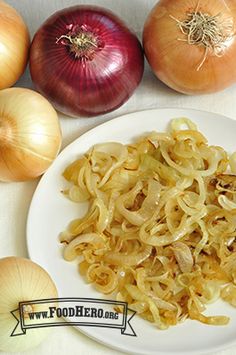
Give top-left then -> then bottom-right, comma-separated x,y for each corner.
30,303 -> 119,320
11,297 -> 136,337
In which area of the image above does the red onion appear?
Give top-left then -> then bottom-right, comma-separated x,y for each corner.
29,5 -> 144,117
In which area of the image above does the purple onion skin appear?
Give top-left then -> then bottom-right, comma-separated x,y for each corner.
29,5 -> 144,117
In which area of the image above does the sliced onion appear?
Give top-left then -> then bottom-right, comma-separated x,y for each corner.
221,284 -> 236,307
125,285 -> 167,329
90,143 -> 128,187
172,242 -> 194,273
116,179 -> 161,226
188,302 -> 229,325
63,233 -> 105,261
87,264 -> 118,294
218,195 -> 236,210
104,245 -> 152,266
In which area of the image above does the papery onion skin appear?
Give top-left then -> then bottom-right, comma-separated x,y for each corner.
0,88 -> 62,182
143,0 -> 236,94
0,1 -> 30,89
0,257 -> 58,352
29,5 -> 144,117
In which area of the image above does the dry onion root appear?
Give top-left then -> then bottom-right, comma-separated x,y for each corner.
60,117 -> 236,330
143,0 -> 236,94
0,88 -> 62,182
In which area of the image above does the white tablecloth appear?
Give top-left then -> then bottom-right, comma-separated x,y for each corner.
1,1 -> 236,354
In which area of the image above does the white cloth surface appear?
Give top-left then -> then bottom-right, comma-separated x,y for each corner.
1,0 -> 236,354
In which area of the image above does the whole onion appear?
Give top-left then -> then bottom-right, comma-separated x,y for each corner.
143,0 -> 236,94
0,1 -> 30,89
29,5 -> 144,117
0,88 -> 61,182
0,257 -> 58,352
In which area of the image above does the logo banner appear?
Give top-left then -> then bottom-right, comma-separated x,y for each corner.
11,298 -> 136,337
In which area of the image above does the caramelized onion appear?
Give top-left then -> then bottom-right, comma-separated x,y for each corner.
104,245 -> 152,266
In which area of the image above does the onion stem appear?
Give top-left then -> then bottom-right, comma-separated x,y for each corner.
57,34 -> 97,48
56,30 -> 99,59
170,9 -> 234,70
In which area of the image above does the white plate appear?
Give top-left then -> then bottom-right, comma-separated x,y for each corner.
27,108 -> 236,355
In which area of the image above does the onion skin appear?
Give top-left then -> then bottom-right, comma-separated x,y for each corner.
0,88 -> 62,182
0,257 -> 58,352
143,0 -> 236,94
0,1 -> 30,89
29,5 -> 144,117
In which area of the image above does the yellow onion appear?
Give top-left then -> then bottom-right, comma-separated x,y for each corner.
0,257 -> 58,352
143,0 -> 236,94
172,241 -> 193,273
104,245 -> 153,266
0,1 -> 30,89
0,88 -> 62,181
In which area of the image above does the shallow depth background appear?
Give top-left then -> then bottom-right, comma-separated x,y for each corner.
1,1 -> 236,355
